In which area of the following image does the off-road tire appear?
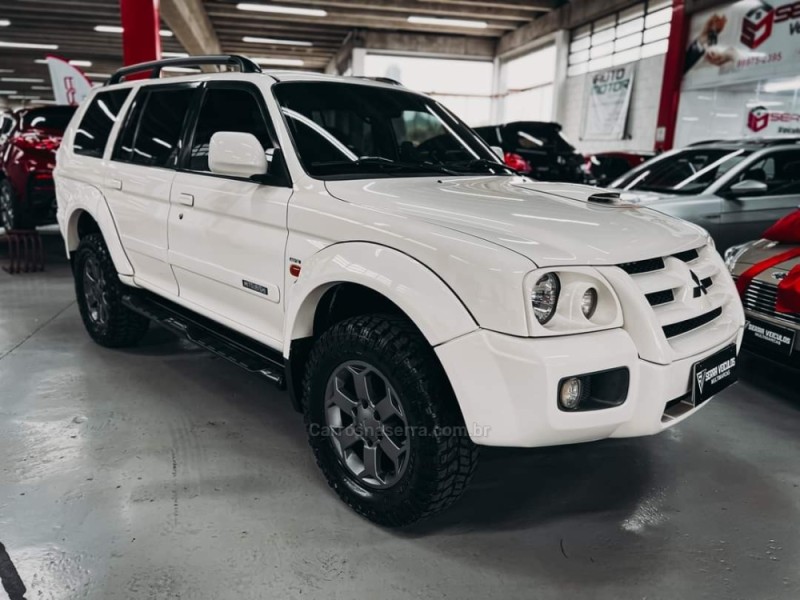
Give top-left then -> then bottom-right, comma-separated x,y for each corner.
302,314 -> 479,527
74,233 -> 149,348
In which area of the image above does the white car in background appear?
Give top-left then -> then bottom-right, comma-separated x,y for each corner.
55,56 -> 744,526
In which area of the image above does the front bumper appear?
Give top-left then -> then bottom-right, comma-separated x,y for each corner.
436,326 -> 744,447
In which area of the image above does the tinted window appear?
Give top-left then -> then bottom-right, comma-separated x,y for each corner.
188,87 -> 273,172
73,91 -> 128,158
129,87 -> 194,168
273,81 -> 501,179
112,92 -> 144,162
735,150 -> 800,196
22,106 -> 77,132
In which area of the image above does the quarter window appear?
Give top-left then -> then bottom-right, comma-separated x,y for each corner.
73,90 -> 130,158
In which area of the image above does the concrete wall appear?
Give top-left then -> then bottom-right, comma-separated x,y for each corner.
559,53 -> 666,154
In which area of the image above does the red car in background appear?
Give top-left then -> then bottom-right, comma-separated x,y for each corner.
0,105 -> 76,230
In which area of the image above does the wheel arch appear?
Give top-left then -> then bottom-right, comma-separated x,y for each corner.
62,195 -> 134,276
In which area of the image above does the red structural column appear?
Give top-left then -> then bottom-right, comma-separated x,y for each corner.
654,0 -> 689,152
120,0 -> 161,77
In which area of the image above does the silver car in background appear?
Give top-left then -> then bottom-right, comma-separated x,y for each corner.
611,139 -> 800,251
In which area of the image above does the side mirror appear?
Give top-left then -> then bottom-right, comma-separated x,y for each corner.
209,131 -> 268,178
729,179 -> 768,196
490,145 -> 504,160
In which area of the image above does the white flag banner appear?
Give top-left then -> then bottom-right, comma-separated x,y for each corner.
45,55 -> 92,106
581,64 -> 636,141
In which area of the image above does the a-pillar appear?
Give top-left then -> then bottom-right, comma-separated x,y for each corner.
120,0 -> 161,77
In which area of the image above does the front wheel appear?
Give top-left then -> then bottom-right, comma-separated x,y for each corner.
73,233 -> 149,348
302,315 -> 479,527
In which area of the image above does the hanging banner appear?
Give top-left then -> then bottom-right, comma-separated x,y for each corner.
45,55 -> 92,106
683,0 -> 800,90
581,64 -> 635,141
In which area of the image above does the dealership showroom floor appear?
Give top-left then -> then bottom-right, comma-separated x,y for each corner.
1,232 -> 798,599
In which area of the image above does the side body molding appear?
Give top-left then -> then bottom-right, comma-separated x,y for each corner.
284,242 -> 478,356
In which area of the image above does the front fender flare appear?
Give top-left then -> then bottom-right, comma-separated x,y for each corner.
284,242 -> 478,356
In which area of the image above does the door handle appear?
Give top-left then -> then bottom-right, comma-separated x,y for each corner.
178,192 -> 195,207
109,178 -> 122,191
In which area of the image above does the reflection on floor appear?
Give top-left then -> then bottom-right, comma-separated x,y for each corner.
1,228 -> 799,599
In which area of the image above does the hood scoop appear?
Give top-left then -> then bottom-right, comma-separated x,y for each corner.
587,192 -> 642,207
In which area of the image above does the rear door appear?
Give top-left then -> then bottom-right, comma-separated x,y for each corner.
167,81 -> 291,347
103,83 -> 198,296
719,148 -> 800,249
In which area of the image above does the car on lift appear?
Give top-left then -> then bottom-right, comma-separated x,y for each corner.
585,150 -> 656,187
55,55 -> 744,527
610,138 -> 800,251
0,105 -> 76,230
474,121 -> 588,183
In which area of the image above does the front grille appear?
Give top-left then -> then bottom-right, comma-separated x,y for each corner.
646,289 -> 675,306
619,257 -> 665,275
673,249 -> 700,263
743,280 -> 800,327
663,307 -> 723,338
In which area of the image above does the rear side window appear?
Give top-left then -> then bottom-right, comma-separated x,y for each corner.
114,86 -> 195,168
73,90 -> 130,158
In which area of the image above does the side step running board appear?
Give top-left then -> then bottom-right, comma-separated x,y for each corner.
122,291 -> 286,389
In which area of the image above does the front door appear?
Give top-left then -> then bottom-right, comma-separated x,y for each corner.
167,82 -> 291,348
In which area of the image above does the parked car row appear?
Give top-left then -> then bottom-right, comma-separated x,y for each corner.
0,105 -> 75,230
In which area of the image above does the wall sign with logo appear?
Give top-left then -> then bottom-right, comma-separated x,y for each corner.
581,64 -> 635,141
683,0 -> 800,90
746,104 -> 800,134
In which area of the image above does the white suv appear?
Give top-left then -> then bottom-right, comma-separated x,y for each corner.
55,56 -> 745,526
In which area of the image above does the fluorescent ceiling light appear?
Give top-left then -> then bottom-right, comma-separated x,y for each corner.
236,3 -> 327,17
1,77 -> 45,83
31,85 -> 51,90
0,90 -> 18,95
0,69 -> 13,73
253,57 -> 305,67
243,35 -> 312,46
407,15 -> 487,28
162,52 -> 189,58
94,25 -> 123,33
94,25 -> 172,37
70,60 -> 92,67
86,72 -> 110,78
0,20 -> 10,27
762,77 -> 800,93
746,100 -> 783,107
9,95 -> 40,100
0,40 -> 58,50
34,59 -> 48,64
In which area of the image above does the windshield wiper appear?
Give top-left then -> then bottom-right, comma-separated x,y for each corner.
447,158 -> 520,176
313,157 -> 459,175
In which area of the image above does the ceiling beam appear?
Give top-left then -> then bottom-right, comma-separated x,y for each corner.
161,0 -> 222,55
273,0 -> 537,22
359,30 -> 496,59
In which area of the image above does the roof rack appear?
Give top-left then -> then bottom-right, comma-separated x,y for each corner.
107,55 -> 262,86
350,76 -> 403,86
687,136 -> 800,147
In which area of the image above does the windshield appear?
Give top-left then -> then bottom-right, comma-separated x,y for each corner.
21,106 -> 76,132
273,81 -> 509,179
613,148 -> 752,194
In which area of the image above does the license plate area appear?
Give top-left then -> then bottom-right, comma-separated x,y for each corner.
744,318 -> 796,357
691,344 -> 738,406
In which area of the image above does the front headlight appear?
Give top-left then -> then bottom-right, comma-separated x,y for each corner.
525,268 -> 623,336
531,273 -> 560,324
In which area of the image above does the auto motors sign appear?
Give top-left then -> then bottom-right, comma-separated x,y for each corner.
683,0 -> 800,89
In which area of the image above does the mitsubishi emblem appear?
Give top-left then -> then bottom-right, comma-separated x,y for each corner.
691,270 -> 709,298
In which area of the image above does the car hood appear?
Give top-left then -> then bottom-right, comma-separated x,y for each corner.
324,176 -> 708,267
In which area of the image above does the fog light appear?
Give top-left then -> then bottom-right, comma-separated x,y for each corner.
581,288 -> 598,319
559,377 -> 583,410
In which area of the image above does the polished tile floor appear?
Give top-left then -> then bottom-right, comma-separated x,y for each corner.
1,230 -> 798,599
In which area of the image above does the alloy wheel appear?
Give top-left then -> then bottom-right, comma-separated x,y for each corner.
324,360 -> 410,489
82,255 -> 109,327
